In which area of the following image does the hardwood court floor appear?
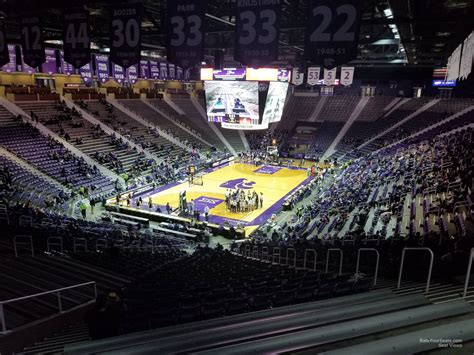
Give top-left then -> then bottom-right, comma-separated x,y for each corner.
148,163 -> 310,232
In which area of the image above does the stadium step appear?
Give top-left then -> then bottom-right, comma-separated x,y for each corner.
19,323 -> 89,355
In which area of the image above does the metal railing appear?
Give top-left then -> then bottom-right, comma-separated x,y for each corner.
463,248 -> 474,298
272,247 -> 281,264
73,238 -> 88,253
304,249 -> 317,271
326,248 -> 343,275
0,281 -> 97,334
252,245 -> 259,259
356,248 -> 379,286
284,248 -> 296,268
398,247 -> 434,293
261,246 -> 269,261
14,235 -> 34,257
47,237 -> 63,253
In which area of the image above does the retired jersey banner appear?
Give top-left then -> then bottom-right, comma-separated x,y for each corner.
167,0 -> 206,68
340,66 -> 354,86
304,0 -> 361,69
149,60 -> 160,79
307,67 -> 321,86
110,3 -> 143,68
177,66 -> 183,80
20,16 -> 46,68
126,64 -> 138,83
234,0 -> 281,67
324,67 -> 337,85
63,8 -> 91,69
291,68 -> 304,86
0,20 -> 9,68
95,54 -> 110,82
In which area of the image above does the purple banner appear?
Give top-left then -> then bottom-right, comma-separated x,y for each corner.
2,45 -> 16,73
22,48 -> 37,74
95,54 -> 110,83
177,66 -> 183,80
126,64 -> 138,83
149,60 -> 159,80
159,62 -> 168,79
140,60 -> 149,79
42,48 -> 58,74
79,62 -> 92,84
60,51 -> 75,75
168,63 -> 175,79
112,63 -> 125,83
184,68 -> 191,80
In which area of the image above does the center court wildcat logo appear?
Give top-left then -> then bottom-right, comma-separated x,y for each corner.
220,178 -> 256,189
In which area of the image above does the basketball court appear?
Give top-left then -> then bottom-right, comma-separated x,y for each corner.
126,162 -> 312,235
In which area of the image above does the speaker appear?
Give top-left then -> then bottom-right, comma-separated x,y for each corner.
214,50 -> 224,70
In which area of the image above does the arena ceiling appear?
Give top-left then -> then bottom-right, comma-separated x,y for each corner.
1,0 -> 473,68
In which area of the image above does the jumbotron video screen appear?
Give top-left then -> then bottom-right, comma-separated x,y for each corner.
203,68 -> 289,130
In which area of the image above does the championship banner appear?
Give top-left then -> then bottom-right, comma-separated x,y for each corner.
0,20 -> 9,68
20,16 -> 46,68
307,67 -> 321,86
234,0 -> 281,66
304,0 -> 361,69
149,60 -> 160,79
140,60 -> 150,79
160,62 -> 168,79
79,62 -> 92,83
63,8 -> 91,69
184,68 -> 191,80
177,66 -> 183,80
324,68 -> 337,85
60,51 -> 75,75
110,3 -> 143,68
126,64 -> 138,83
340,66 -> 354,86
95,54 -> 110,83
2,45 -> 16,73
112,63 -> 125,83
291,68 -> 304,86
168,63 -> 176,79
42,48 -> 58,74
167,0 -> 206,68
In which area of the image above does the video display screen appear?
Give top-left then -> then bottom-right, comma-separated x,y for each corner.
262,82 -> 288,124
204,81 -> 260,125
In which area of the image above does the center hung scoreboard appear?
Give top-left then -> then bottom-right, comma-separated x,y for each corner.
201,67 -> 290,130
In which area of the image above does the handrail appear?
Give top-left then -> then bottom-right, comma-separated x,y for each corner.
0,281 -> 97,334
245,244 -> 251,257
47,237 -> 63,253
96,238 -> 108,250
398,247 -> 434,293
356,248 -> 379,286
463,248 -> 474,298
14,235 -> 34,257
252,245 -> 259,259
303,249 -> 317,271
261,246 -> 269,262
325,248 -> 343,275
272,247 -> 281,264
73,238 -> 88,253
286,248 -> 296,268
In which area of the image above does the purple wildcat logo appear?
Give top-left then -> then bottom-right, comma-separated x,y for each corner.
220,178 -> 256,189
